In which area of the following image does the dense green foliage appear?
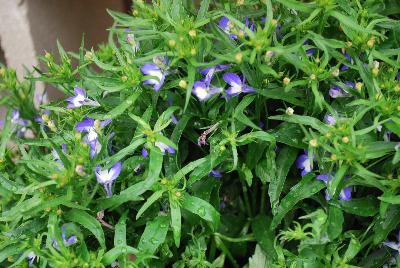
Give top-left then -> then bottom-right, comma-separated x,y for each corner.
1,0 -> 400,267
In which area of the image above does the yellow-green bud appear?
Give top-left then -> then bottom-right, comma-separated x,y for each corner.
342,136 -> 350,144
179,80 -> 187,89
235,52 -> 243,63
283,77 -> 290,85
188,29 -> 197,38
168,39 -> 176,47
355,82 -> 363,91
309,139 -> 318,147
286,107 -> 294,115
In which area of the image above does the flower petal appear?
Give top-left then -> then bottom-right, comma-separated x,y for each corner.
223,73 -> 242,87
76,118 -> 95,132
109,162 -> 122,182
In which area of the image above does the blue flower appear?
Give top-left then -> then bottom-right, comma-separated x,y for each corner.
295,151 -> 312,176
324,113 -> 336,126
95,162 -> 122,198
383,231 -> 400,255
141,141 -> 175,157
52,224 -> 78,250
66,87 -> 100,108
26,252 -> 37,267
316,173 -> 352,201
218,16 -> 237,39
329,82 -> 354,98
125,28 -> 140,54
223,73 -> 255,96
52,144 -> 67,166
209,170 -> 222,178
141,56 -> 170,91
340,53 -> 354,71
76,118 -> 112,158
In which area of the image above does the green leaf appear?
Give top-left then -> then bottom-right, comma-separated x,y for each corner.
274,0 -> 315,13
65,209 -> 105,248
101,90 -> 142,119
329,11 -> 381,36
249,244 -> 268,268
341,196 -> 379,217
269,114 -> 329,134
196,0 -> 210,22
102,137 -> 146,165
326,205 -> 343,240
136,190 -> 164,219
373,205 -> 400,244
170,202 -> 181,247
268,146 -> 298,213
184,64 -> 196,112
181,193 -> 220,230
0,110 -> 13,159
137,215 -> 169,255
270,173 -> 325,229
343,236 -> 361,262
102,246 -> 138,266
252,215 -> 276,260
173,157 -> 207,181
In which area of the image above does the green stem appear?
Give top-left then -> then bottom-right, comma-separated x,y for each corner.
214,233 -> 255,243
260,183 -> 266,214
214,236 -> 239,268
241,180 -> 253,218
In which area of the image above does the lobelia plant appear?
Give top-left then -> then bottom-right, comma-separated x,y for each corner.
1,0 -> 400,267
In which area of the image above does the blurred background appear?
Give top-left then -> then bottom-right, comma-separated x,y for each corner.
0,0 -> 131,102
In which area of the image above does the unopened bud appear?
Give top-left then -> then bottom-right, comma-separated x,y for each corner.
265,50 -> 274,58
84,51 -> 93,61
0,68 -> 5,76
367,37 -> 375,48
372,68 -> 379,76
395,84 -> 400,92
332,68 -> 340,77
45,52 -> 52,59
190,48 -> 197,56
286,107 -> 294,115
283,77 -> 290,85
179,80 -> 187,89
75,165 -> 86,176
309,139 -> 318,147
310,74 -> 316,80
355,82 -> 363,91
237,0 -> 245,5
94,119 -> 101,130
56,208 -> 63,215
121,75 -> 128,82
75,132 -> 82,140
272,19 -> 278,26
342,136 -> 349,144
188,29 -> 197,38
330,154 -> 337,161
175,191 -> 181,197
168,39 -> 176,47
346,41 -> 353,48
235,52 -> 243,63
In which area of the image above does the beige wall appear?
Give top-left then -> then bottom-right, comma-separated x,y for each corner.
0,0 -> 128,119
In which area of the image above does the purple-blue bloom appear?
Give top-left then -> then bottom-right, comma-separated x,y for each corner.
306,48 -> 316,57
141,142 -> 175,157
218,16 -> 237,39
324,113 -> 336,126
95,162 -> 122,198
52,224 -> 78,250
52,144 -> 67,166
316,173 -> 352,201
340,53 -> 354,71
26,252 -> 37,267
66,87 -> 100,108
383,231 -> 400,255
329,82 -> 354,98
141,56 -> 170,91
295,151 -> 312,176
223,73 -> 256,96
76,118 -> 112,158
209,170 -> 222,178
199,64 -> 231,76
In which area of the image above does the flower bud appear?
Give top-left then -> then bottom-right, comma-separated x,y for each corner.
310,74 -> 316,80
75,165 -> 86,176
235,52 -> 243,63
0,68 -> 5,77
332,68 -> 340,77
188,29 -> 196,38
41,114 -> 50,122
84,51 -> 93,61
367,37 -> 375,48
395,84 -> 400,92
190,48 -> 197,56
160,178 -> 168,185
342,136 -> 349,144
372,68 -> 379,76
330,154 -> 337,161
132,10 -> 139,16
121,75 -> 128,82
179,80 -> 187,89
94,119 -> 101,130
355,82 -> 363,91
45,52 -> 52,59
56,208 -> 63,215
75,132 -> 82,141
175,191 -> 182,197
286,107 -> 294,115
168,39 -> 176,47
265,50 -> 274,58
309,139 -> 318,147
272,19 -> 278,26
346,41 -> 353,48
283,77 -> 290,85
237,0 -> 244,5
